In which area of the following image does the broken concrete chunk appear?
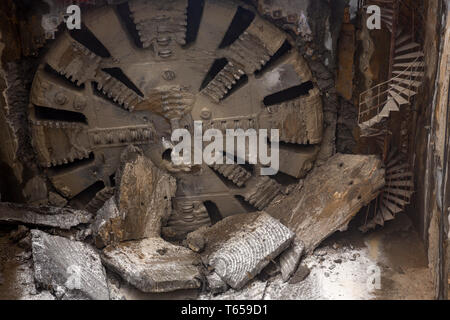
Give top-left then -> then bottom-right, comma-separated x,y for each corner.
187,212 -> 294,290
267,154 -> 384,253
31,230 -> 109,300
0,202 -> 92,229
101,237 -> 201,293
91,197 -> 123,248
206,272 -> 228,295
279,238 -> 305,282
116,148 -> 177,240
278,145 -> 320,178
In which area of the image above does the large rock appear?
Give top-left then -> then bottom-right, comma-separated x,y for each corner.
92,148 -> 177,247
279,238 -> 305,282
116,147 -> 177,240
91,197 -> 123,248
187,212 -> 295,290
267,154 -> 385,253
101,237 -> 201,293
31,230 -> 109,300
0,202 -> 92,229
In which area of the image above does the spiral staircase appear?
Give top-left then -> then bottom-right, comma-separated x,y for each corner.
358,0 -> 424,137
358,0 -> 423,230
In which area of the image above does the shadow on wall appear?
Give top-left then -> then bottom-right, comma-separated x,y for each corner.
0,161 -> 24,203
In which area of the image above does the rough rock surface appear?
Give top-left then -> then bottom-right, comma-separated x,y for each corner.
279,238 -> 305,282
116,147 -> 177,241
101,237 -> 201,293
206,272 -> 228,295
92,148 -> 177,247
187,212 -> 295,290
31,230 -> 109,300
267,154 -> 384,253
92,197 -> 123,248
0,202 -> 92,229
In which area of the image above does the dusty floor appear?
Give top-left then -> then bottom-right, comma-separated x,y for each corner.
200,213 -> 434,300
0,226 -> 54,300
0,213 -> 435,300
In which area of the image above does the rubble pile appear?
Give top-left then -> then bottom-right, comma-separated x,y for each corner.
0,153 -> 384,299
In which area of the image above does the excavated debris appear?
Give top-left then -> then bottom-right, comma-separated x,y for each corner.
0,202 -> 92,230
267,154 -> 385,253
279,238 -> 305,282
101,237 -> 202,293
116,147 -> 177,240
187,212 -> 295,290
0,0 -> 389,300
31,229 -> 109,300
92,147 -> 177,247
93,150 -> 202,293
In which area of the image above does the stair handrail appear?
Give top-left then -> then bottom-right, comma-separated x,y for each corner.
358,56 -> 422,124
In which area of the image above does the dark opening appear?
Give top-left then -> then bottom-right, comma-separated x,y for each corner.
263,81 -> 314,106
0,162 -> 25,203
109,174 -> 116,188
162,149 -> 172,162
67,180 -> 105,210
116,3 -> 144,48
34,106 -> 88,124
44,64 -> 85,89
185,0 -> 205,46
203,201 -> 222,225
255,40 -> 292,77
199,58 -> 228,90
69,23 -> 111,58
101,68 -> 144,97
218,6 -> 255,49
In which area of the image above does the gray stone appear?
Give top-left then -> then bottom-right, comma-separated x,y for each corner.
187,212 -> 295,290
0,202 -> 92,230
31,230 -> 109,300
279,238 -> 305,282
101,237 -> 201,293
91,197 -> 123,248
207,272 -> 228,295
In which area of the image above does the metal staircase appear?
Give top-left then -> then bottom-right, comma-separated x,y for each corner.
357,0 -> 422,231
358,0 -> 425,137
360,149 -> 414,232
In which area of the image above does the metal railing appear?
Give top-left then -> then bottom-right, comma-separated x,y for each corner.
358,56 -> 423,127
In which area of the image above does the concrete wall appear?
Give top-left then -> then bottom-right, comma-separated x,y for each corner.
410,0 -> 449,300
